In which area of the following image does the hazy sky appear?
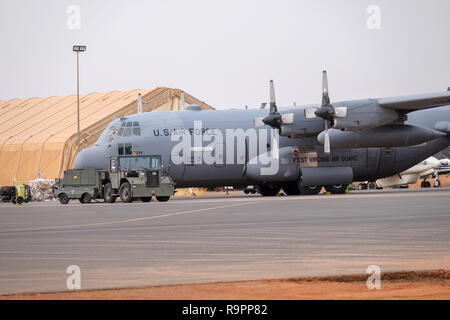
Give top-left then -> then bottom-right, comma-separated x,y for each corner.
0,0 -> 449,109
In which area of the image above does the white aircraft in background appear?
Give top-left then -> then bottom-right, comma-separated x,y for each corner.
358,157 -> 450,189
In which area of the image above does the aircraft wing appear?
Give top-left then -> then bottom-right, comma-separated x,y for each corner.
377,92 -> 450,111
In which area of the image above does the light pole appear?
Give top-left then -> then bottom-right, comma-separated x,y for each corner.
73,45 -> 86,152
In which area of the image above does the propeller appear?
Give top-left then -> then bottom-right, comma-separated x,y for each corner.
253,81 -> 294,129
262,80 -> 283,129
314,71 -> 334,153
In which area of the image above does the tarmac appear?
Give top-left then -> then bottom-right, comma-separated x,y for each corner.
0,188 -> 449,295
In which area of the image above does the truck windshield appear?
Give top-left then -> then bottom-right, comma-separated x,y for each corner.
119,156 -> 161,171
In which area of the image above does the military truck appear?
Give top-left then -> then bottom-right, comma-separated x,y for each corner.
53,155 -> 175,204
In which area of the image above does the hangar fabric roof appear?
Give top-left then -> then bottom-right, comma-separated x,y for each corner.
0,88 -> 213,186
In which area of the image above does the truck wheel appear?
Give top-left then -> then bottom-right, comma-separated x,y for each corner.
16,196 -> 24,204
142,197 -> 152,202
59,193 -> 69,205
156,196 -> 170,202
103,183 -> 117,203
80,193 -> 92,204
324,184 -> 348,194
119,182 -> 133,203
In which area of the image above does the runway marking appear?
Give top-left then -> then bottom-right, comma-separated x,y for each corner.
0,201 -> 256,234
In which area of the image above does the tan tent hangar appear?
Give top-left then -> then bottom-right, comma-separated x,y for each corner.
0,88 -> 213,186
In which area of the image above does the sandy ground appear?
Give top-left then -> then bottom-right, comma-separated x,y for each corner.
2,270 -> 449,300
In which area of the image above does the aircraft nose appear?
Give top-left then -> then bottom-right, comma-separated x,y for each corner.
73,146 -> 109,170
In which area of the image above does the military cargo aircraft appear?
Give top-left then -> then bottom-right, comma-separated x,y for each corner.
74,71 -> 450,196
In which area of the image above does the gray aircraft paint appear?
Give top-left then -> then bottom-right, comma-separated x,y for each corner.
74,92 -> 450,188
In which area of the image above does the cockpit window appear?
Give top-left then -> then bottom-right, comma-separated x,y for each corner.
133,127 -> 141,136
124,127 -> 132,137
108,126 -> 120,136
117,121 -> 141,136
118,143 -> 133,155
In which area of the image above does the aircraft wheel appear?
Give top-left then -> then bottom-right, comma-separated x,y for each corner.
357,183 -> 366,190
59,193 -> 69,205
80,193 -> 92,204
257,185 -> 281,196
324,184 -> 348,194
142,197 -> 152,202
299,185 -> 322,195
434,179 -> 441,187
368,182 -> 377,190
282,184 -> 301,195
119,182 -> 133,203
244,190 -> 249,194
421,181 -> 431,188
156,196 -> 170,202
103,183 -> 117,203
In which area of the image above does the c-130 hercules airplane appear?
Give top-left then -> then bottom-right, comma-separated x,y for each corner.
74,71 -> 450,196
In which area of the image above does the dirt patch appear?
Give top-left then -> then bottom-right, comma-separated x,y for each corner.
2,270 -> 449,300
286,269 -> 450,283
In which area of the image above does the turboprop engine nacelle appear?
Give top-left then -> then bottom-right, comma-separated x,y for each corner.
317,124 -> 445,149
276,100 -> 400,138
329,100 -> 399,131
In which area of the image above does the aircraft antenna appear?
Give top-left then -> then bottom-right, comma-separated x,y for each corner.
181,91 -> 185,110
137,93 -> 143,113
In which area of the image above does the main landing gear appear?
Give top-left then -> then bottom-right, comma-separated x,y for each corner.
257,183 -> 348,196
421,176 -> 441,188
